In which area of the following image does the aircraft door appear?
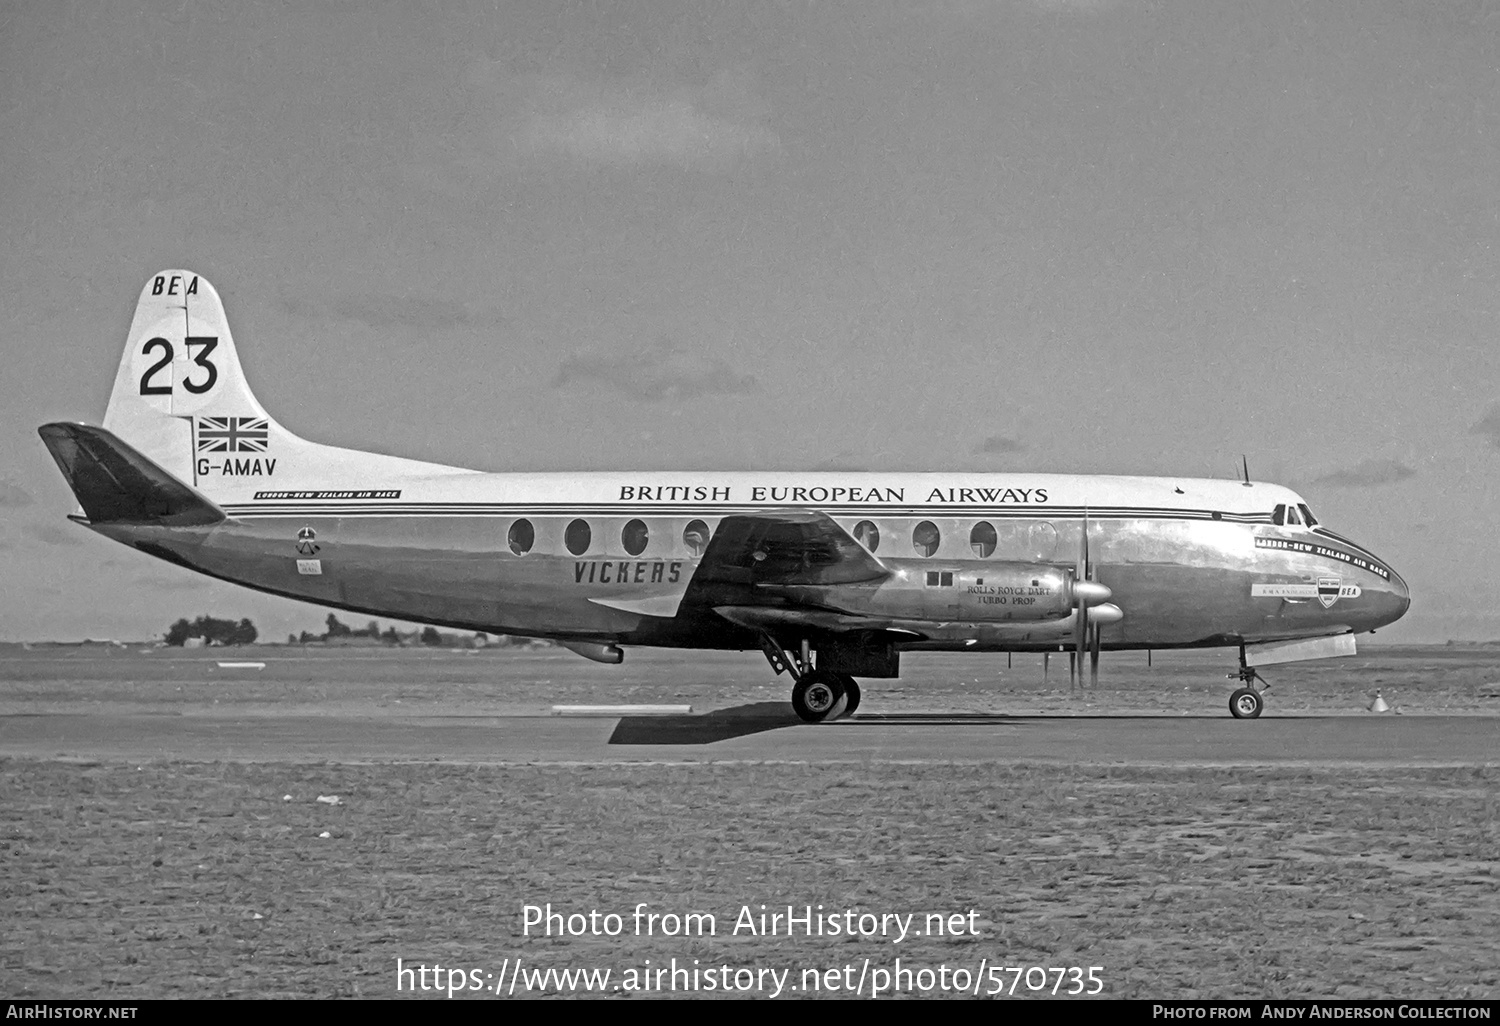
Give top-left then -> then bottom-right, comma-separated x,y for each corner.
922,567 -> 961,619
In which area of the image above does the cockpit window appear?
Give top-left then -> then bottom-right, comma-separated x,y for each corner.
1272,502 -> 1318,528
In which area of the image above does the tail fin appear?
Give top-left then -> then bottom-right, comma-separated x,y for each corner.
102,271 -> 268,487
37,422 -> 224,526
97,270 -> 471,502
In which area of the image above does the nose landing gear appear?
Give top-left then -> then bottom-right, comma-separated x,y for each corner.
1227,646 -> 1269,719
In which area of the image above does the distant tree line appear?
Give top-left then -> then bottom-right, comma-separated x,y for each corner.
161,613 -> 522,649
287,614 -> 497,648
164,616 -> 258,647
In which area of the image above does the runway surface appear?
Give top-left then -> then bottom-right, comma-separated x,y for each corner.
4,647 -> 1496,1001
2,706 -> 1494,765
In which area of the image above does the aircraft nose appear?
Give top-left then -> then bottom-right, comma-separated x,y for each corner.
1373,566 -> 1411,628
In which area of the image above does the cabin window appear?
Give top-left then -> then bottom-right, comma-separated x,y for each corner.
912,520 -> 941,557
565,518 -> 592,556
507,519 -> 534,556
683,519 -> 710,557
970,521 -> 997,558
853,520 -> 880,552
622,519 -> 649,556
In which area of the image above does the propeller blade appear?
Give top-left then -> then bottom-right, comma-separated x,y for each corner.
1089,623 -> 1101,686
1073,512 -> 1089,687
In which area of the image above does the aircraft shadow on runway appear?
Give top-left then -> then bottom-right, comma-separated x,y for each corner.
608,703 -> 1056,745
606,705 -> 1317,744
609,702 -> 802,744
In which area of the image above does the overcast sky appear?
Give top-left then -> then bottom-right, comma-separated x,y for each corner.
2,0 -> 1497,644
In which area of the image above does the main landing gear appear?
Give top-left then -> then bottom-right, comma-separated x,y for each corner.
1227,645 -> 1269,719
761,635 -> 861,724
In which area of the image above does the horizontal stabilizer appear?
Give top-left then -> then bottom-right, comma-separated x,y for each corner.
37,422 -> 224,526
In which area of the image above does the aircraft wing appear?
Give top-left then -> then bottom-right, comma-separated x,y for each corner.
685,511 -> 891,589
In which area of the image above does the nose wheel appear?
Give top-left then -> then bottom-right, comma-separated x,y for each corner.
1229,687 -> 1263,719
1227,645 -> 1268,719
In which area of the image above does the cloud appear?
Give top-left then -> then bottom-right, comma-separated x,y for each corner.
23,523 -> 81,546
1472,405 -> 1500,450
809,454 -> 871,472
500,69 -> 781,171
0,478 -> 36,508
0,486 -> 34,510
973,435 -> 1026,455
1028,0 -> 1120,11
281,294 -> 510,331
1312,458 -> 1417,488
553,338 -> 758,401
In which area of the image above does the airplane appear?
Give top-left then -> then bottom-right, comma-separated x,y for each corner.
38,270 -> 1411,722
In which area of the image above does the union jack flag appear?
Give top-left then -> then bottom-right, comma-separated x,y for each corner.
197,416 -> 269,453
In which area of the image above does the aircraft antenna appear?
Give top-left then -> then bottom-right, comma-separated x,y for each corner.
1241,455 -> 1252,487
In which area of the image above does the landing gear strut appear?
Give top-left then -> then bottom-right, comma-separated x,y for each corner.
760,635 -> 860,723
1227,645 -> 1269,719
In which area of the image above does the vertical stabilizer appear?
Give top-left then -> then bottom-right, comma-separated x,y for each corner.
98,270 -> 472,502
103,271 -> 268,487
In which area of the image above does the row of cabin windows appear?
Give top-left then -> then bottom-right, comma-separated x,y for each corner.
505,518 -> 1005,559
856,519 -> 998,558
509,509 -> 1314,559
508,518 -> 712,557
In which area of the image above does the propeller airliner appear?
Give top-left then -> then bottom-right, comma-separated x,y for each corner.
39,271 -> 1410,721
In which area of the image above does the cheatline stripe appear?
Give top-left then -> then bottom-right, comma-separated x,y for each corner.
218,502 -> 1272,523
1311,527 -> 1388,563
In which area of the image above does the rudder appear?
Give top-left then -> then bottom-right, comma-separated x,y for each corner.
103,270 -> 269,487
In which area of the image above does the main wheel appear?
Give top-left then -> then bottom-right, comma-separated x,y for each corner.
792,670 -> 846,723
837,674 -> 861,717
1229,687 -> 1263,719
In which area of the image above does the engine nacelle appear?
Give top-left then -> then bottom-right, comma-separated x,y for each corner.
952,565 -> 1075,621
853,562 -> 1094,623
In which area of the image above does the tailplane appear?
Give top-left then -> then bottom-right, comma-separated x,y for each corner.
38,422 -> 224,526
